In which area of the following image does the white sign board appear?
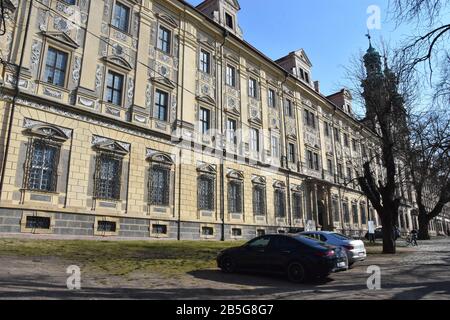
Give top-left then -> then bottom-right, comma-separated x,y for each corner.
368,221 -> 375,234
305,220 -> 316,232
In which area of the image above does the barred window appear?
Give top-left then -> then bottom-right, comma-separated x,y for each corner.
352,203 -> 359,225
97,221 -> 117,232
274,189 -> 286,218
292,193 -> 303,220
343,202 -> 350,223
253,185 -> 266,216
332,199 -> 340,222
150,165 -> 171,206
26,216 -> 51,229
95,153 -> 122,200
27,140 -> 60,192
198,175 -> 215,211
228,181 -> 243,213
360,204 -> 367,225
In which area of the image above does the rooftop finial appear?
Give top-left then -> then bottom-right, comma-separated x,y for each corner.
365,30 -> 372,48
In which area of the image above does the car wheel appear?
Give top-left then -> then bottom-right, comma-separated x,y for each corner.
220,256 -> 236,273
287,262 -> 307,283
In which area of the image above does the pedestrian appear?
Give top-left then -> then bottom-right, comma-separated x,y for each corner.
411,229 -> 418,246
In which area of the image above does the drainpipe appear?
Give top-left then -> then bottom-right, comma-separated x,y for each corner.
0,0 -> 33,199
219,29 -> 229,241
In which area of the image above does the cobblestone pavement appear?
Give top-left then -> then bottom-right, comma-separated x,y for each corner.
0,238 -> 449,300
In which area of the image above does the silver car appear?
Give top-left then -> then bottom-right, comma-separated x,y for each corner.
300,231 -> 367,265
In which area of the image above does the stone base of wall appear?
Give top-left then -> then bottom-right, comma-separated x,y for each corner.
0,208 -> 292,241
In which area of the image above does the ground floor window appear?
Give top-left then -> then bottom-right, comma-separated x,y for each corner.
274,189 -> 286,218
292,193 -> 303,220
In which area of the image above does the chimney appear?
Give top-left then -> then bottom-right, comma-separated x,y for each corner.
314,81 -> 320,93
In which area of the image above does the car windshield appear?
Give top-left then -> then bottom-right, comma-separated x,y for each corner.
331,233 -> 351,240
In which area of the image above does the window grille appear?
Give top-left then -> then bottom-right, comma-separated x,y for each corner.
228,180 -> 243,213
274,189 -> 286,217
150,165 -> 171,206
198,174 -> 215,211
94,153 -> 122,201
292,193 -> 303,219
26,139 -> 60,192
253,185 -> 266,216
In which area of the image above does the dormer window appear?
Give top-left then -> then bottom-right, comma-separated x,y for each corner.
304,72 -> 310,84
225,12 -> 234,29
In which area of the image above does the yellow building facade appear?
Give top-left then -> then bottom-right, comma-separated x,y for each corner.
0,0 -> 442,240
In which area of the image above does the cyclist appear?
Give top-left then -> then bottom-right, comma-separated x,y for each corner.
410,229 -> 418,246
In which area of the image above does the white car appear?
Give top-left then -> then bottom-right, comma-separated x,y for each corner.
300,231 -> 367,266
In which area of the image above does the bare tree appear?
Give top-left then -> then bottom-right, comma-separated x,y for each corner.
403,109 -> 450,239
390,0 -> 450,100
346,44 -> 415,254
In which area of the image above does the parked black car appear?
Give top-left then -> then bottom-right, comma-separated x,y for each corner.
364,227 -> 401,240
217,234 -> 348,283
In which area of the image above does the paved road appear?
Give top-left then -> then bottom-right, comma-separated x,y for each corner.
0,238 -> 449,300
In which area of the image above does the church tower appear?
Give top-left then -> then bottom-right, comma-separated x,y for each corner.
196,0 -> 243,39
361,36 -> 384,130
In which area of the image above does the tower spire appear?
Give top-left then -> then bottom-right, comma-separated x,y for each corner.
365,30 -> 372,49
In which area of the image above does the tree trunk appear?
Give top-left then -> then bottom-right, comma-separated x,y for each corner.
381,210 -> 396,254
418,213 -> 431,240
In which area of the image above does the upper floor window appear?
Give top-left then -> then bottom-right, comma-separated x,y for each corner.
307,150 -> 313,169
248,78 -> 257,98
250,128 -> 260,152
253,185 -> 266,216
157,25 -> 171,54
44,47 -> 68,87
337,163 -> 343,179
327,159 -> 333,175
27,140 -> 60,192
228,181 -> 243,213
106,70 -> 124,106
268,89 -> 276,108
343,133 -> 349,147
285,99 -> 293,117
225,12 -> 234,29
324,122 -> 331,137
313,153 -> 320,171
271,136 -> 280,159
304,110 -> 316,128
347,167 -> 352,180
198,174 -> 215,211
226,119 -> 237,145
334,127 -> 340,143
199,107 -> 210,135
288,143 -> 296,163
199,49 -> 211,74
95,153 -> 122,201
112,2 -> 130,33
63,0 -> 76,4
226,65 -> 236,87
352,139 -> 358,151
150,165 -> 171,206
155,89 -> 169,122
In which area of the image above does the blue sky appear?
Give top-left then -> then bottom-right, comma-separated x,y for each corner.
187,0 -> 416,97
